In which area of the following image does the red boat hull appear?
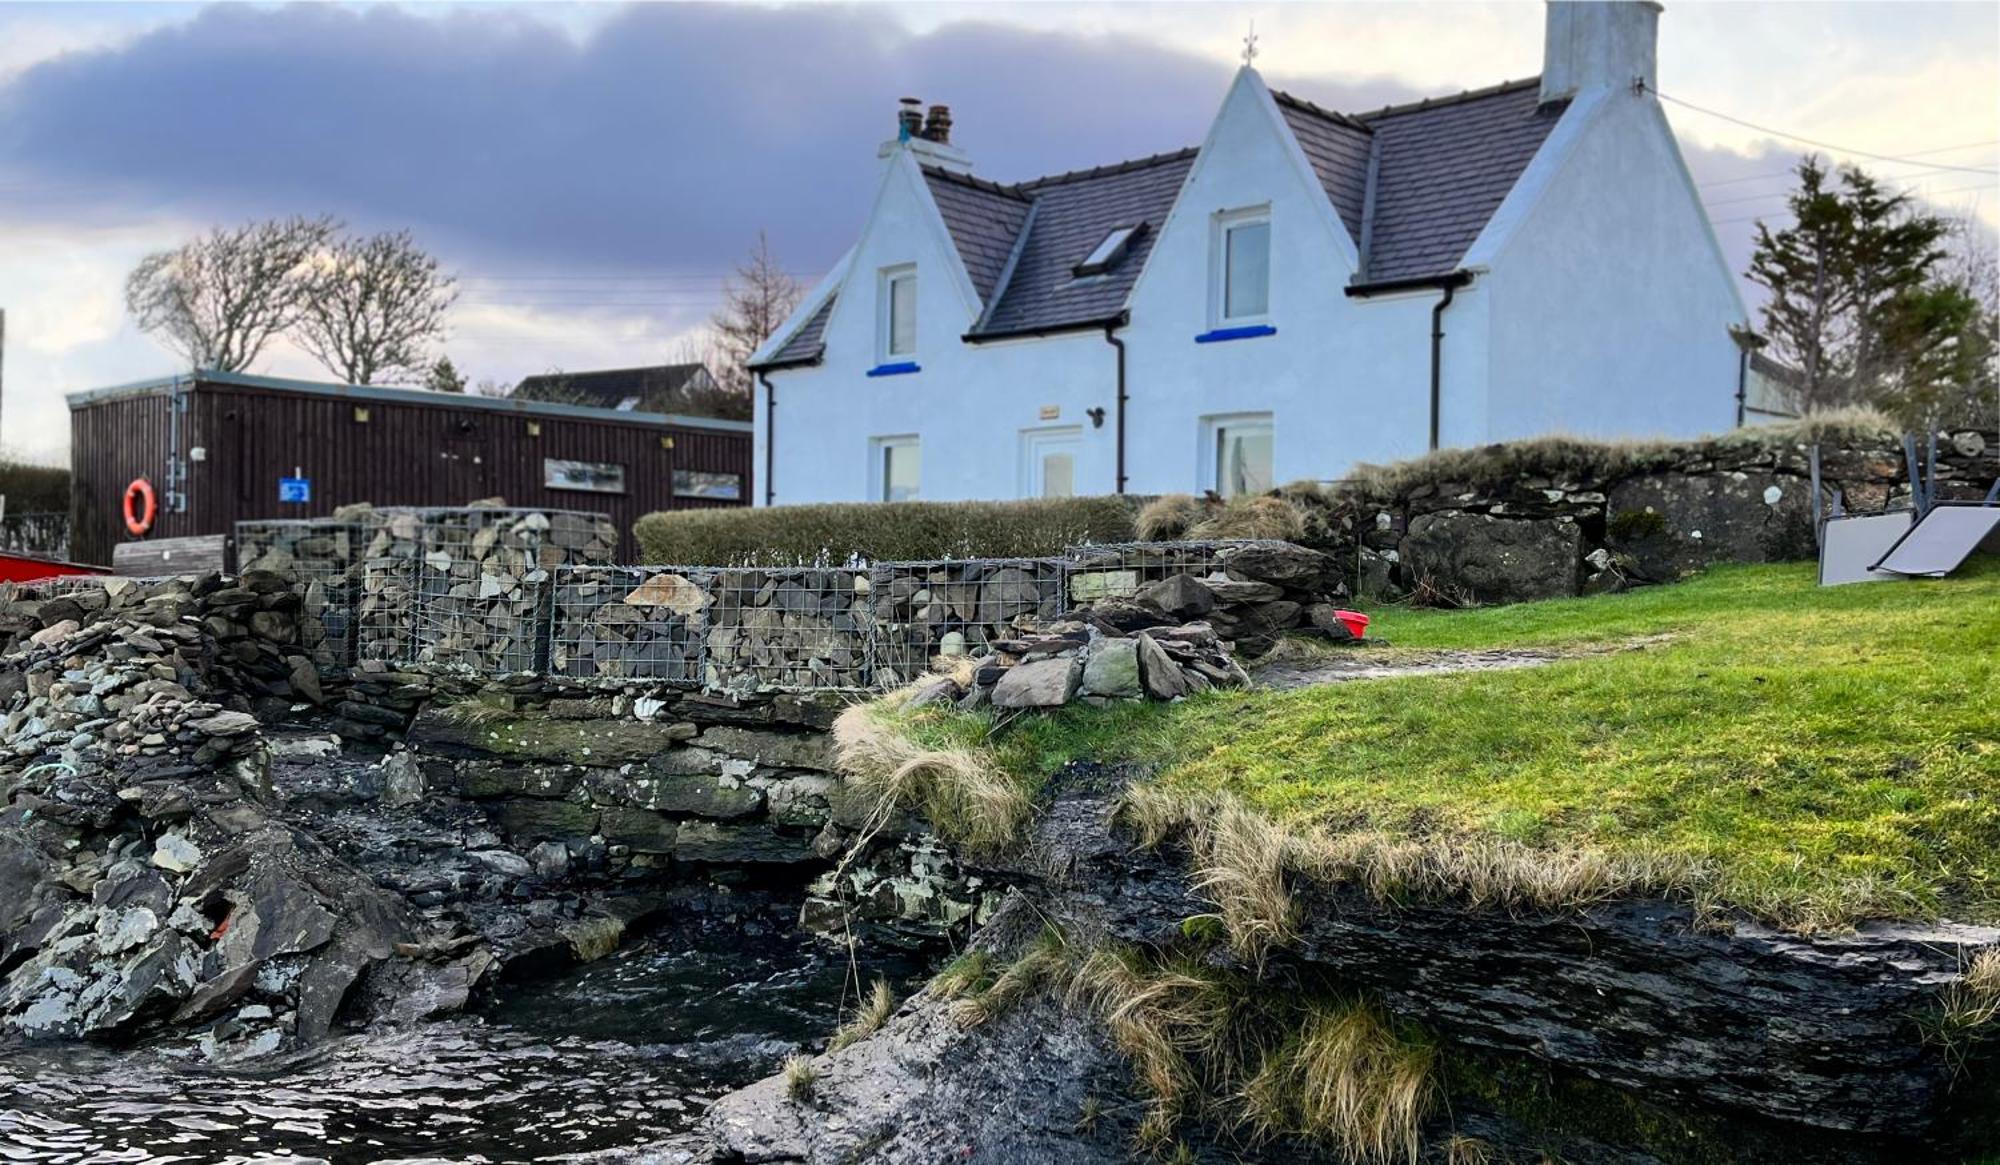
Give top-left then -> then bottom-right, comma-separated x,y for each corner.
0,552 -> 108,583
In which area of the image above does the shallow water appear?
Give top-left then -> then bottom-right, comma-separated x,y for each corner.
0,924 -> 927,1164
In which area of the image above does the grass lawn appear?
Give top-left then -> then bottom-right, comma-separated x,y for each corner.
904,559 -> 2000,927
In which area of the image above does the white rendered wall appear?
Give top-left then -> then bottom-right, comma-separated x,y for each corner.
759,151 -> 1124,506
1474,90 -> 1745,442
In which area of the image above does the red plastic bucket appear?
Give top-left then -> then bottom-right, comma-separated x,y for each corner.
1334,609 -> 1370,639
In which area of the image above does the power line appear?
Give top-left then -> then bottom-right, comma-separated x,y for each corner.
1695,141 -> 2000,189
1651,85 -> 2000,176
1707,179 -> 1996,226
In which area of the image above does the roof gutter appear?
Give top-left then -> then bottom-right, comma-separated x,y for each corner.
1345,269 -> 1475,452
962,311 -> 1129,345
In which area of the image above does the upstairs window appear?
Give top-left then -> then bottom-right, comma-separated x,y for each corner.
1216,208 -> 1271,323
881,265 -> 917,361
1074,224 -> 1141,278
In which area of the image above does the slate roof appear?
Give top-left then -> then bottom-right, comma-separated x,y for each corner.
761,294 -> 837,368
762,74 -> 1569,361
512,363 -> 714,411
1271,94 -> 1373,242
1346,79 -> 1567,282
946,150 -> 1198,338
925,174 -> 1031,302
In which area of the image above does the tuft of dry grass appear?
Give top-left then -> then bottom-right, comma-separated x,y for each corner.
1941,948 -> 2000,1032
828,978 -> 896,1052
1443,1133 -> 1494,1165
833,695 -> 1031,854
782,1053 -> 819,1102
431,698 -> 516,728
1137,494 -> 1211,541
952,927 -> 1075,1028
1241,1000 -> 1436,1165
1066,948 -> 1248,1146
1117,786 -> 1709,956
931,950 -> 994,1000
1189,495 -> 1308,542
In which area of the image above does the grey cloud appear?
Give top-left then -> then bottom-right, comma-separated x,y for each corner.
0,4 -> 1415,281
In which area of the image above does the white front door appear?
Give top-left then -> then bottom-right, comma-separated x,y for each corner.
1019,427 -> 1083,498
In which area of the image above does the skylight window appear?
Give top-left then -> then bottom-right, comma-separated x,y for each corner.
1073,224 -> 1142,277
615,396 -> 642,411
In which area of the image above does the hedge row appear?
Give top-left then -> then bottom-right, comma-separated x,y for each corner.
633,495 -> 1142,566
0,460 -> 70,513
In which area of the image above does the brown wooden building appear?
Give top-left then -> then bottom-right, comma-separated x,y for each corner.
68,371 -> 752,566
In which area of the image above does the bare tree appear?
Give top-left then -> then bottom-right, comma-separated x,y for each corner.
710,232 -> 802,396
471,377 -> 518,398
294,230 -> 458,384
125,216 -> 337,371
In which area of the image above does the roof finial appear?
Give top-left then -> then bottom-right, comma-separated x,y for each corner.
1241,19 -> 1259,68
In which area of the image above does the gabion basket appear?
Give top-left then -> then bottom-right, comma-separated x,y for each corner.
867,557 -> 1068,687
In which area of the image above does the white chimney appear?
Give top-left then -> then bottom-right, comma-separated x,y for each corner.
1539,0 -> 1660,106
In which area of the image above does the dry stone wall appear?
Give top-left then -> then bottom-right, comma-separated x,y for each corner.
1309,426 -> 1998,604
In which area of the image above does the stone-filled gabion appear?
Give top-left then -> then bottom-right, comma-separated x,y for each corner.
1064,541 -> 1232,604
412,508 -> 618,676
235,519 -> 362,673
705,566 -> 872,691
867,558 -> 1067,688
358,509 -> 426,665
551,565 -> 712,685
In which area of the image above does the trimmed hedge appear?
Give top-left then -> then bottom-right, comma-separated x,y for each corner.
0,460 -> 69,513
633,496 -> 1141,567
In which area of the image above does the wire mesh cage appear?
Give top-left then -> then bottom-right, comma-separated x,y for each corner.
411,507 -> 618,676
704,566 -> 872,691
356,509 -> 426,667
867,558 -> 1069,687
1062,540 -> 1238,604
551,565 -> 713,685
234,518 -> 362,673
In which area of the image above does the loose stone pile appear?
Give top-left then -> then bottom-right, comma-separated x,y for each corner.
0,571 -> 490,1059
236,519 -> 362,672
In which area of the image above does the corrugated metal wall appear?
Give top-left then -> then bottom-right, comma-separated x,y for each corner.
70,377 -> 750,565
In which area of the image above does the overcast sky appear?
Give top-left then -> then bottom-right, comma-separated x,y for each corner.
1,1 -> 1994,464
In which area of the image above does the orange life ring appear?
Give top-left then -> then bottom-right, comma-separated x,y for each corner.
123,478 -> 157,536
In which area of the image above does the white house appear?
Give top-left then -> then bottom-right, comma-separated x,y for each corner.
748,1 -> 1752,507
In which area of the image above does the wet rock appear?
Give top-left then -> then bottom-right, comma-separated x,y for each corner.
1400,511 -> 1582,604
991,656 -> 1080,709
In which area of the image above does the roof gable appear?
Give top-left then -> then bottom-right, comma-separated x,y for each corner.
923,171 -> 1031,303
1270,94 -> 1373,243
1347,79 -> 1567,282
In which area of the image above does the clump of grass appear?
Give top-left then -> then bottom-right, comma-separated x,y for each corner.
1942,948 -> 2000,1032
1137,493 -> 1210,541
828,978 -> 896,1052
931,950 -> 995,1000
1189,494 -> 1308,542
1443,1133 -> 1494,1165
782,1053 -> 819,1102
1241,1001 -> 1436,1164
833,692 -> 1031,854
952,927 -> 1075,1028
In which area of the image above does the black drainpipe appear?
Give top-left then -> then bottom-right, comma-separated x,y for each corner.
1104,324 -> 1128,494
759,372 -> 776,506
1345,269 -> 1474,453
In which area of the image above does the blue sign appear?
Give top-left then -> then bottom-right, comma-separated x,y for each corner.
279,477 -> 312,504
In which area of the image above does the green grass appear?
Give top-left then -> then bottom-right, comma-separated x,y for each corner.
898,560 -> 2000,927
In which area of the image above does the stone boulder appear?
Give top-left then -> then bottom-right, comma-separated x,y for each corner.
991,657 -> 1081,709
1606,472 -> 1820,583
1399,512 -> 1582,604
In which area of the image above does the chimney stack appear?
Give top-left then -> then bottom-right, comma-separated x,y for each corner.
922,104 -> 953,145
1539,0 -> 1660,106
897,97 -> 924,142
881,95 -> 973,173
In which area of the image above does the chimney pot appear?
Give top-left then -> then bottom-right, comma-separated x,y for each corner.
1540,0 -> 1660,107
923,103 -> 953,144
897,97 -> 924,142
